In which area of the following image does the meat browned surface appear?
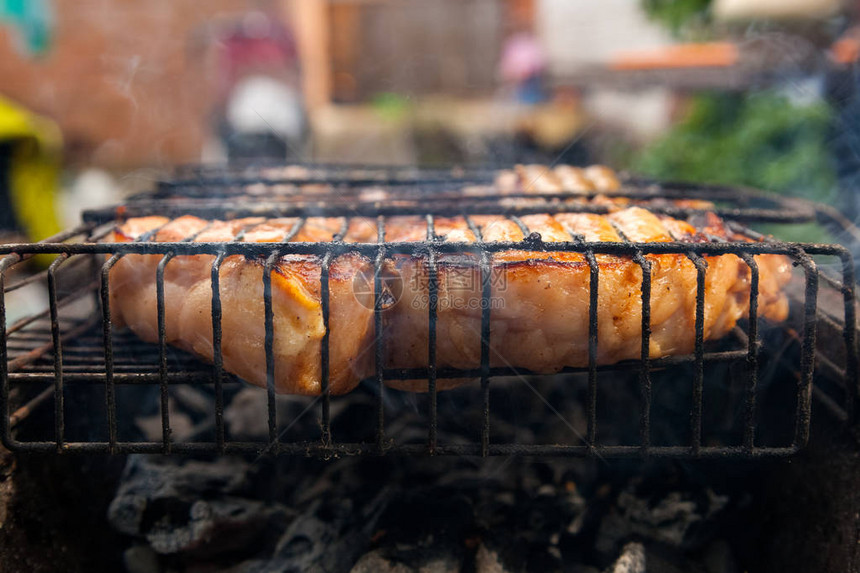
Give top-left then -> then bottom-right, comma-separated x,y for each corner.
495,164 -> 622,193
108,208 -> 790,395
109,216 -> 376,395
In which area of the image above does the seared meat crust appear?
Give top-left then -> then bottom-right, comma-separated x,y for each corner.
109,206 -> 790,394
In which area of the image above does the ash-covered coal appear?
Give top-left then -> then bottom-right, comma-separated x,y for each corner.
107,452 -> 745,573
108,456 -> 292,559
595,483 -> 729,555
96,366 -> 764,573
39,316 -> 823,573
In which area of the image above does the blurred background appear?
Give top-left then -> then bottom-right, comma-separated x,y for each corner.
0,0 -> 859,241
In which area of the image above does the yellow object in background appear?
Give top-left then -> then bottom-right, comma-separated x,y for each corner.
0,95 -> 62,251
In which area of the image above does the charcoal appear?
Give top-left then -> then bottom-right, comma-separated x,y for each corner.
376,487 -> 475,541
349,486 -> 479,573
132,387 -> 218,443
108,456 -> 291,558
224,388 -> 379,443
350,551 -> 415,573
474,480 -> 586,572
106,438 -> 743,572
145,497 -> 290,555
134,397 -> 195,442
640,546 -> 708,573
350,545 -> 463,573
702,540 -> 739,573
595,484 -> 729,557
474,544 -> 508,573
171,386 -> 216,416
237,488 -> 391,573
124,544 -> 160,573
604,542 -> 645,573
224,389 -> 309,441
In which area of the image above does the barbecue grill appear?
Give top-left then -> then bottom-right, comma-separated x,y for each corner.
2,164 -> 858,460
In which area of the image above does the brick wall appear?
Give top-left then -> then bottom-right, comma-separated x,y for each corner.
0,0 -> 287,167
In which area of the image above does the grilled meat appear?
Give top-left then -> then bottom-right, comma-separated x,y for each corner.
108,207 -> 790,395
187,165 -> 719,221
108,216 -> 376,395
495,164 -> 622,193
384,208 -> 788,391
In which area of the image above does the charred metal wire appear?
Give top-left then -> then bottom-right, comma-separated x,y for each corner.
738,253 -> 759,452
47,254 -> 68,451
688,253 -> 707,454
374,220 -> 387,452
320,250 -> 333,447
794,252 -> 819,449
1,169 -> 858,458
211,251 -> 226,452
263,250 -> 279,451
100,255 -> 120,453
164,161 -> 496,189
1,231 -> 854,457
426,214 -> 438,454
88,172 -> 818,226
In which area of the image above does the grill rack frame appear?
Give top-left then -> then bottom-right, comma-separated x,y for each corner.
167,160 -> 499,185
102,175 -> 820,227
1,211 -> 857,459
3,163 -> 860,458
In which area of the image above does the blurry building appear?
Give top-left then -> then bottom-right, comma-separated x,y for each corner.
0,1 -> 326,168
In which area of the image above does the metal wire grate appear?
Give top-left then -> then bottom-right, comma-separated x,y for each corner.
1,166 -> 858,458
165,161 -> 498,188
100,175 -> 819,225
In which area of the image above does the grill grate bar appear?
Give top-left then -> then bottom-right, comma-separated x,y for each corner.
156,254 -> 174,453
86,200 -> 815,226
4,238 -> 855,258
794,251 -> 819,449
154,225 -> 212,453
739,254 -> 760,451
635,253 -> 653,453
0,439 -> 807,458
687,252 -> 708,454
6,348 -> 760,385
163,162 -> 495,189
263,251 -> 280,452
245,219 -> 306,452
609,221 -> 653,453
4,255 -> 91,294
320,251 -> 333,448
100,255 -> 120,452
1,255 -> 14,446
211,253 -> 227,451
508,215 -> 531,237
466,216 -> 493,457
6,321 -> 98,374
839,252 -> 858,424
97,221 -> 163,451
47,254 -> 68,451
1,225 -> 97,293
5,280 -> 98,338
586,250 -> 600,451
374,217 -> 387,451
559,225 -> 600,452
426,215 -> 438,454
208,219 -> 258,450
3,166 -> 857,459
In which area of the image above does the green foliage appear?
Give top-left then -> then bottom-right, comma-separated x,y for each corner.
631,92 -> 837,241
633,93 -> 836,201
371,93 -> 411,122
642,0 -> 712,35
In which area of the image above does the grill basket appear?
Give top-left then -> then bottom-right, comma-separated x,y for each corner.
1,165 -> 857,458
